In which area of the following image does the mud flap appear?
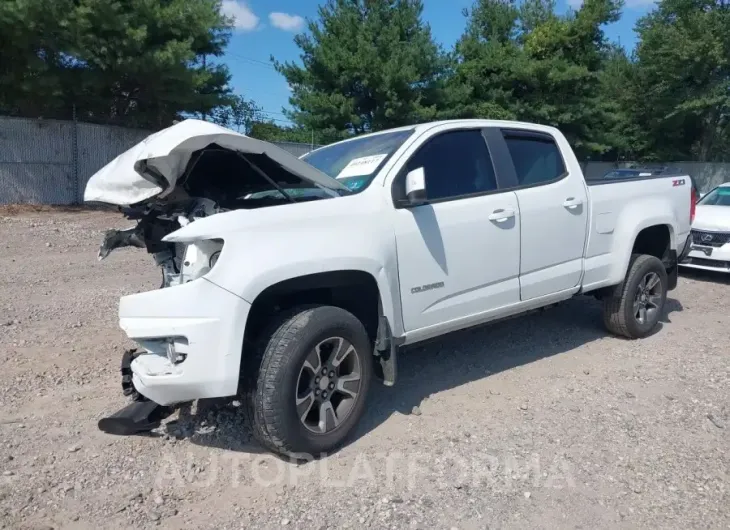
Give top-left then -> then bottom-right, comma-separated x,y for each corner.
374,315 -> 397,386
667,261 -> 678,291
666,249 -> 681,291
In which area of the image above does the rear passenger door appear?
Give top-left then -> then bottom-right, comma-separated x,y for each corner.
391,128 -> 521,332
493,128 -> 589,301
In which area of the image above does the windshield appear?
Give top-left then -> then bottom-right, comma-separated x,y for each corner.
698,186 -> 730,206
300,129 -> 414,192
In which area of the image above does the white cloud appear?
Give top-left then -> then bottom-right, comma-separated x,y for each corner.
269,12 -> 305,32
221,0 -> 259,31
567,0 -> 655,8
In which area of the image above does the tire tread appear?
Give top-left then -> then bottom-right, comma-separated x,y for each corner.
243,305 -> 319,454
243,305 -> 370,456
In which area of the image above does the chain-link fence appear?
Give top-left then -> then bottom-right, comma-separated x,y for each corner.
0,115 -> 321,205
2,115 -> 730,205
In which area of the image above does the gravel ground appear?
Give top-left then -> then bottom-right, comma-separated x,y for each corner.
0,209 -> 728,530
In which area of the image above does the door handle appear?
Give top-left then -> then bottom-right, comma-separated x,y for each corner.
563,197 -> 583,209
488,208 -> 515,222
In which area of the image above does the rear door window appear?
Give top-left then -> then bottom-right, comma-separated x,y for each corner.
502,132 -> 566,187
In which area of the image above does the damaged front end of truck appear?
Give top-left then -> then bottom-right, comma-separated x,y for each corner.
87,119 -> 349,435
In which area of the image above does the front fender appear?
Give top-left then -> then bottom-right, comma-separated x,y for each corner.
237,256 -> 403,338
165,211 -> 405,338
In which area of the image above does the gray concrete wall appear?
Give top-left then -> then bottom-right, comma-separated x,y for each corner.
0,118 -> 77,204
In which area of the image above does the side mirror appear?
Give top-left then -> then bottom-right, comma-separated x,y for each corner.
405,167 -> 427,206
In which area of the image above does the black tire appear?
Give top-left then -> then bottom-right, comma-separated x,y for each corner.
602,254 -> 668,339
243,305 -> 373,457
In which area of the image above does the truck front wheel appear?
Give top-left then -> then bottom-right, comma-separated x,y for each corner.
244,305 -> 373,457
602,254 -> 668,339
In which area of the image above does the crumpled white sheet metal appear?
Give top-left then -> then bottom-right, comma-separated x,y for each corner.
83,119 -> 346,207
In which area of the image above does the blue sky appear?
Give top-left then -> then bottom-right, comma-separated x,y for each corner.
219,0 -> 657,126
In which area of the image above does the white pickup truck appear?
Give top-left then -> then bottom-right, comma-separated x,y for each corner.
86,119 -> 694,456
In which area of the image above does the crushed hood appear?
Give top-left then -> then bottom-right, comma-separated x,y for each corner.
692,205 -> 730,232
84,119 -> 348,207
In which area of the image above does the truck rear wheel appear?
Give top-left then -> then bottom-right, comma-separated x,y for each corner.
244,305 -> 373,457
602,254 -> 668,339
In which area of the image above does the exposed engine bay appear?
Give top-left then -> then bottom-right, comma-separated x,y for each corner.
98,197 -> 224,287
96,143 -> 339,287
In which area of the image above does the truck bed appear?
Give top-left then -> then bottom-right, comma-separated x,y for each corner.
580,174 -> 693,292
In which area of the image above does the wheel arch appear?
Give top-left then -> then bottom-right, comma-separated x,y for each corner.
631,224 -> 672,264
611,219 -> 676,286
243,268 -> 393,349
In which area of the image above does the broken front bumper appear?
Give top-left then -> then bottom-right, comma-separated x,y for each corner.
119,278 -> 250,405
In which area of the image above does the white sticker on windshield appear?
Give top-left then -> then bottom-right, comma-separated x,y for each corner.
336,154 -> 388,179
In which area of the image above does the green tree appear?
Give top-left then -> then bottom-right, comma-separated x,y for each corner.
448,0 -> 624,159
274,0 -> 448,134
209,95 -> 263,134
249,121 -> 342,145
626,0 -> 730,161
520,0 -> 623,158
0,0 -> 75,117
518,0 -> 556,34
443,0 -> 522,121
0,0 -> 236,128
596,45 -> 643,160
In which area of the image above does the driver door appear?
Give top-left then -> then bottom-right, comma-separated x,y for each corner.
390,128 -> 521,333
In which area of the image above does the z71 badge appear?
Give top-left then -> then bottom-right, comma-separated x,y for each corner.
672,178 -> 685,187
411,282 -> 445,294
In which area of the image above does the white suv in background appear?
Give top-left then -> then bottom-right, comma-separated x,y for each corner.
681,182 -> 730,274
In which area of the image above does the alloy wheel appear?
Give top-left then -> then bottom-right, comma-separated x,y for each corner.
633,271 -> 663,325
295,337 -> 362,434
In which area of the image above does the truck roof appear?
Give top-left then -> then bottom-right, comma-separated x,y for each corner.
315,119 -> 562,149
411,119 -> 561,135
